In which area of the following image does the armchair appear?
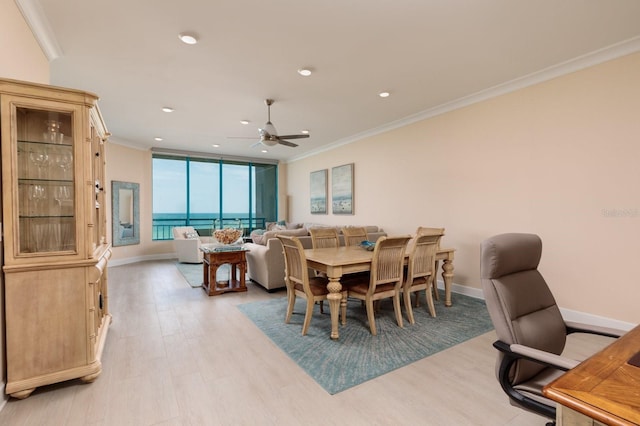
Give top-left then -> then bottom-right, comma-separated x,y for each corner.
172,226 -> 213,263
480,233 -> 624,424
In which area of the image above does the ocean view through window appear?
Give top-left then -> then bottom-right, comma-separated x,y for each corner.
152,153 -> 277,240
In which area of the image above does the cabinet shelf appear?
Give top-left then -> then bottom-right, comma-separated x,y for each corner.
18,138 -> 73,147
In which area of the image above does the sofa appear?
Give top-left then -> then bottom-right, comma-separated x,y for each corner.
172,226 -> 214,263
244,223 -> 386,291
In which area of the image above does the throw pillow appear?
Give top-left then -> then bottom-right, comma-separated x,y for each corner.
184,231 -> 199,239
250,229 -> 266,245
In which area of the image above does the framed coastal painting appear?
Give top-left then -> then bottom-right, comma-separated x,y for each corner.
331,163 -> 353,215
310,169 -> 327,214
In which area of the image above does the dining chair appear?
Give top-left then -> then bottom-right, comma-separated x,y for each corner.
347,235 -> 412,335
278,234 -> 333,335
402,233 -> 440,324
308,227 -> 341,312
309,227 -> 340,248
416,227 -> 445,300
342,226 -> 368,247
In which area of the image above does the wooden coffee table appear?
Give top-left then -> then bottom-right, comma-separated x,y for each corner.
200,247 -> 248,296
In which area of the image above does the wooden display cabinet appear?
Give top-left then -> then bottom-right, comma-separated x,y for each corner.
0,78 -> 112,398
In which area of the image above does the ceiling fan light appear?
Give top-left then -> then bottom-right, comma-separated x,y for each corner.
263,121 -> 278,136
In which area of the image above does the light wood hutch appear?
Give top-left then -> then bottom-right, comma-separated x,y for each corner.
0,78 -> 112,399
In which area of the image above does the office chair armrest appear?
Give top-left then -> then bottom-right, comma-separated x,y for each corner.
493,340 -> 577,371
510,344 -> 580,370
564,321 -> 627,338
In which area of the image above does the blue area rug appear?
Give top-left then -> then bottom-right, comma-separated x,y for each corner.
175,262 -> 203,288
238,291 -> 493,394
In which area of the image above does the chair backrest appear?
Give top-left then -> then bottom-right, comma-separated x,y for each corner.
309,227 -> 340,249
368,235 -> 411,291
342,226 -> 368,247
480,233 -> 567,385
407,233 -> 439,283
416,227 -> 445,248
278,235 -> 312,296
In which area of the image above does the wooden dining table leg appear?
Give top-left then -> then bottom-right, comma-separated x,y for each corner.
326,276 -> 343,340
442,259 -> 454,307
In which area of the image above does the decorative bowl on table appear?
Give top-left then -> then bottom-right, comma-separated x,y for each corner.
212,228 -> 243,246
359,240 -> 375,251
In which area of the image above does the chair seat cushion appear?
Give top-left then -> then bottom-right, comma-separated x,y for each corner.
348,280 -> 396,294
294,276 -> 329,296
408,276 -> 429,287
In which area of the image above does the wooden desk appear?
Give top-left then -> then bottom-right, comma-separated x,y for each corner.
304,245 -> 455,340
543,325 -> 640,426
201,248 -> 248,296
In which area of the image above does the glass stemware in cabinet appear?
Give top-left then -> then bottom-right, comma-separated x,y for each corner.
28,184 -> 47,216
54,185 -> 73,215
54,149 -> 73,180
29,147 -> 50,179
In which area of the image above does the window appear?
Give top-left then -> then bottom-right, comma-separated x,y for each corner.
152,153 -> 277,240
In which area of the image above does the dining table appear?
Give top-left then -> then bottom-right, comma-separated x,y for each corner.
303,245 -> 455,340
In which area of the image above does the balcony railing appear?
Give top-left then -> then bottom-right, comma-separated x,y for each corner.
152,217 -> 267,241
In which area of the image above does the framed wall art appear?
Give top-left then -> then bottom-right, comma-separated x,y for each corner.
310,169 -> 328,214
331,163 -> 353,215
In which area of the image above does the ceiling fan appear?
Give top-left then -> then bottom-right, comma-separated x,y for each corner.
231,99 -> 309,148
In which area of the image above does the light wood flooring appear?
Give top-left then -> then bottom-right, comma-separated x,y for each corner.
0,259 -> 611,425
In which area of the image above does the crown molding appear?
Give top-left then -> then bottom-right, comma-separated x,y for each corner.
288,35 -> 640,164
16,0 -> 63,61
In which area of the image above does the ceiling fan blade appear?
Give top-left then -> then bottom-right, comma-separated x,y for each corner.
277,134 -> 309,140
278,139 -> 298,147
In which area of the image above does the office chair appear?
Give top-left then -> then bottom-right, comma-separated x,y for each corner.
480,233 -> 624,424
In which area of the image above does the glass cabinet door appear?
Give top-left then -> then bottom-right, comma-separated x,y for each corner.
16,107 -> 76,254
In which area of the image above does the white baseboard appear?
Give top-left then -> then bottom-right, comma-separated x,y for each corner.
434,280 -> 636,332
559,307 -> 636,332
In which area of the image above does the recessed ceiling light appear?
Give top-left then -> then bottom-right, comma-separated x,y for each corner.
261,149 -> 268,153
212,144 -> 220,148
379,92 -> 390,98
162,107 -> 174,112
178,33 -> 198,45
301,129 -> 309,134
240,120 -> 250,125
297,68 -> 312,76
154,137 -> 163,141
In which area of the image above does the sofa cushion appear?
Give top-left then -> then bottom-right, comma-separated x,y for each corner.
256,227 -> 308,245
266,220 -> 287,231
250,229 -> 266,245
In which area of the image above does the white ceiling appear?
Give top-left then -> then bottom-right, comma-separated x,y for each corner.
20,0 -> 640,162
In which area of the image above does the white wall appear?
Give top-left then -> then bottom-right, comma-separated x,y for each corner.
286,52 -> 640,325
